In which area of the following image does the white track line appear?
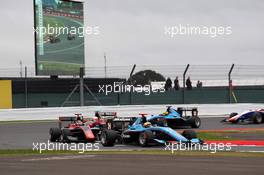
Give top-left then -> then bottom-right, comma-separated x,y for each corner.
21,155 -> 96,162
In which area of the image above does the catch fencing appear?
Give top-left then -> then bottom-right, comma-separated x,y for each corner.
0,64 -> 263,108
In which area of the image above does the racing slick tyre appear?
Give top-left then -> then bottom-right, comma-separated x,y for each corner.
61,129 -> 71,143
138,130 -> 154,147
182,130 -> 197,140
101,130 -> 117,147
49,127 -> 61,142
252,112 -> 262,124
188,116 -> 201,128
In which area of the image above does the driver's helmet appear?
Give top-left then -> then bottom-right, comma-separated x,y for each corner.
76,116 -> 83,124
163,111 -> 169,115
166,106 -> 172,112
95,111 -> 101,119
143,122 -> 152,128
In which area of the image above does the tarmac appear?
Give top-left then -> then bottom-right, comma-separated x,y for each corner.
0,154 -> 264,175
0,117 -> 264,151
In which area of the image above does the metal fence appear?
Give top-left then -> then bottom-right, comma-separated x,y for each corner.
1,64 -> 264,86
1,64 -> 264,107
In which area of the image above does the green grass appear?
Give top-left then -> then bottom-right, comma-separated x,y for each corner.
197,130 -> 264,141
1,149 -> 264,158
197,132 -> 236,141
38,61 -> 83,75
43,16 -> 64,29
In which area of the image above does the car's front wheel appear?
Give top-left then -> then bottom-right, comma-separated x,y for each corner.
189,117 -> 201,128
101,130 -> 117,147
252,112 -> 262,124
138,130 -> 154,147
49,128 -> 61,142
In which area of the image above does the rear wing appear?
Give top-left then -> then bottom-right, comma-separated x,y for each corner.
59,116 -> 78,121
109,117 -> 138,130
112,117 -> 137,122
58,116 -> 84,128
176,107 -> 198,116
177,107 -> 198,112
97,112 -> 117,117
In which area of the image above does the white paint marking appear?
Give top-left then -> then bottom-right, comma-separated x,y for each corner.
22,155 -> 96,162
238,151 -> 264,153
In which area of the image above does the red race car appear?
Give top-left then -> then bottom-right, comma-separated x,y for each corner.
49,112 -> 117,143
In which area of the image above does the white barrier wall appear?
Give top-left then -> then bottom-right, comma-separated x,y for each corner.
0,103 -> 263,121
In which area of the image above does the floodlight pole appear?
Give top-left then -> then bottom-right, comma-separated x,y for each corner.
182,64 -> 190,104
129,64 -> 136,105
19,60 -> 23,78
104,53 -> 107,78
24,66 -> 28,108
228,64 -> 235,103
80,67 -> 84,106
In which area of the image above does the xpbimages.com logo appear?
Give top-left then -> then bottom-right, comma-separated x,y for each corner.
32,141 -> 100,154
164,141 -> 232,153
164,24 -> 232,38
98,82 -> 166,95
33,25 -> 100,38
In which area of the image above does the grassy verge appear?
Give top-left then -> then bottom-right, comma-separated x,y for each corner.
197,132 -> 236,141
197,130 -> 264,141
38,61 -> 82,75
1,149 -> 264,158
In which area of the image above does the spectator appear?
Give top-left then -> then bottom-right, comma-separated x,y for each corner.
199,81 -> 203,88
197,80 -> 203,88
186,76 -> 192,90
164,77 -> 172,91
174,76 -> 180,90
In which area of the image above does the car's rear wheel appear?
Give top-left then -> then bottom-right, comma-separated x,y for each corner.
61,129 -> 71,142
189,117 -> 201,128
49,128 -> 61,142
252,112 -> 262,124
101,130 -> 117,147
182,130 -> 197,140
138,130 -> 154,147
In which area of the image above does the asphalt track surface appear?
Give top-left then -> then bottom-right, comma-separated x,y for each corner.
0,117 -> 264,150
1,154 -> 264,175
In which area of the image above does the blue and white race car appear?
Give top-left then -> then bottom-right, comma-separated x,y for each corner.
147,106 -> 201,128
222,109 -> 264,124
100,114 -> 203,147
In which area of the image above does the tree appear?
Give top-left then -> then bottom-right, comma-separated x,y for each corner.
128,70 -> 165,86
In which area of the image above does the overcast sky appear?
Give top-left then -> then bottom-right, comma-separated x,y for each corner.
0,0 -> 263,69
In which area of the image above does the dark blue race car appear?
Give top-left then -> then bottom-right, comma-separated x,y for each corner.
147,106 -> 201,128
100,114 -> 203,147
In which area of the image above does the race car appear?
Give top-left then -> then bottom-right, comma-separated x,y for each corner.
48,35 -> 60,43
49,114 -> 97,143
147,106 -> 201,128
67,33 -> 76,40
49,112 -> 118,143
88,111 -> 117,138
100,114 -> 203,147
221,109 -> 264,124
